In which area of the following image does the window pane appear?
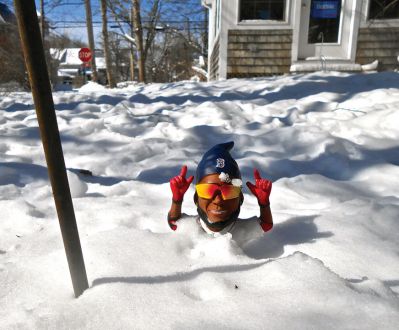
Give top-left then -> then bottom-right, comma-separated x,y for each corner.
308,0 -> 342,43
369,0 -> 399,19
240,0 -> 285,21
241,1 -> 256,20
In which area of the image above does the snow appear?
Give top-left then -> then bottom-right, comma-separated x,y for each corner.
361,59 -> 379,71
1,71 -> 399,329
78,81 -> 107,92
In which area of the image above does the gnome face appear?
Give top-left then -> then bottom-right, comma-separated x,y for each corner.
195,142 -> 243,231
197,174 -> 241,224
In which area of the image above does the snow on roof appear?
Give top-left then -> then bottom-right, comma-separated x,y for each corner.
50,48 -> 67,62
95,56 -> 106,69
57,68 -> 78,77
61,48 -> 85,65
50,48 -> 106,69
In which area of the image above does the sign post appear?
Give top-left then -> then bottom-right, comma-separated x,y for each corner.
13,0 -> 89,298
78,48 -> 92,84
78,47 -> 92,63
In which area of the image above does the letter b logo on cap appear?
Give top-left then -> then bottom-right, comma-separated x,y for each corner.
216,158 -> 225,168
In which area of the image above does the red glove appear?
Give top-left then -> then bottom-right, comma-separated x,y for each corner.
246,169 -> 272,207
247,169 -> 273,232
170,165 -> 194,202
259,222 -> 273,232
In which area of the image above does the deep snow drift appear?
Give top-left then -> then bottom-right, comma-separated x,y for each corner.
1,72 -> 399,329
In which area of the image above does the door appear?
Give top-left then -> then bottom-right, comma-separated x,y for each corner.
298,0 -> 352,60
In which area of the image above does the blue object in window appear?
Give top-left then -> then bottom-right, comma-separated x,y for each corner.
311,1 -> 339,19
258,10 -> 269,19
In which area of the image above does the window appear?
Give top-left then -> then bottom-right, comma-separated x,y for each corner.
240,0 -> 286,21
308,0 -> 342,43
369,0 -> 399,19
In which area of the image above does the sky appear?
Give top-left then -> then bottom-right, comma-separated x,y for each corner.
1,71 -> 399,328
29,0 -> 205,45
1,0 -> 101,43
2,0 -> 206,51
34,0 -> 103,44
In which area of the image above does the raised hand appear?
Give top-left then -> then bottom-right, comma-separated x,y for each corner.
246,169 -> 272,207
170,165 -> 194,202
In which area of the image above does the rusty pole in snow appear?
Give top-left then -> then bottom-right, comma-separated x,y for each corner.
13,0 -> 89,298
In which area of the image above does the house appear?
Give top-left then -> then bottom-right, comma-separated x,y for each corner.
50,48 -> 107,84
202,0 -> 399,80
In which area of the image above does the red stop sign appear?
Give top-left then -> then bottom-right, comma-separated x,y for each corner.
78,47 -> 92,63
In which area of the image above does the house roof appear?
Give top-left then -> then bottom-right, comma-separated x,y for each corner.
50,48 -> 106,69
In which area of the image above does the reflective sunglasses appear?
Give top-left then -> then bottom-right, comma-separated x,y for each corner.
196,183 -> 241,200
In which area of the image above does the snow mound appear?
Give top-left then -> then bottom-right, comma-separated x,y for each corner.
66,170 -> 88,198
78,81 -> 106,92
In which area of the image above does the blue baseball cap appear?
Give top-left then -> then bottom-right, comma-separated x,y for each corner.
196,141 -> 241,183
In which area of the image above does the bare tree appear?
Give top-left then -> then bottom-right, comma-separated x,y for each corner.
109,0 -> 163,83
100,0 -> 116,88
132,0 -> 145,82
144,0 -> 207,81
0,24 -> 26,87
129,5 -> 135,81
48,32 -> 86,49
37,0 -> 65,46
108,31 -> 131,81
103,0 -> 206,82
0,1 -> 26,88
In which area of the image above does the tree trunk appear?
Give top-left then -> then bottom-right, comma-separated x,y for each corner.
84,0 -> 98,82
100,0 -> 116,88
132,0 -> 145,83
130,4 -> 135,81
39,0 -> 57,87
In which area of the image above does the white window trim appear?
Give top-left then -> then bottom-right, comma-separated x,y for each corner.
236,0 -> 292,27
360,0 -> 399,28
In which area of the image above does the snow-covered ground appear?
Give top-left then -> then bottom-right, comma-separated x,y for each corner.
1,72 -> 399,329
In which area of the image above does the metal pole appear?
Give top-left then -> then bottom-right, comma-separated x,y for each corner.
13,0 -> 89,298
83,64 -> 86,85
